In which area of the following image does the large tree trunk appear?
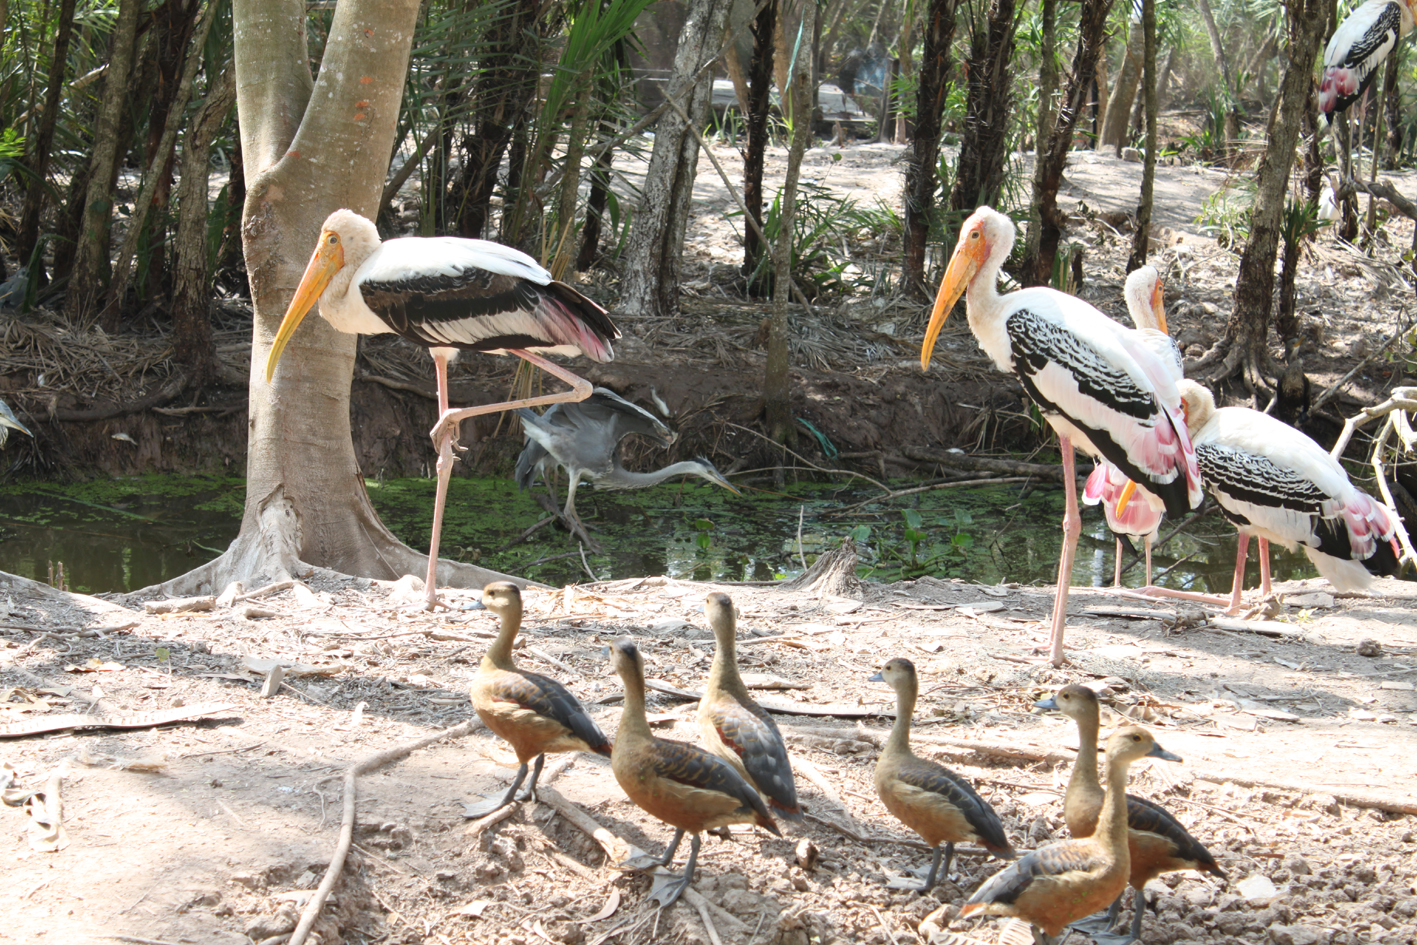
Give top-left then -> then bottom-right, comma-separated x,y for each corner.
948,0 -> 1018,215
65,0 -> 143,324
764,0 -> 815,443
1022,0 -> 1114,286
1202,0 -> 1327,393
618,0 -> 731,319
902,0 -> 959,297
1099,11 -> 1143,153
161,0 -> 512,597
16,0 -> 76,280
170,62 -> 237,391
1126,0 -> 1157,270
741,0 -> 777,293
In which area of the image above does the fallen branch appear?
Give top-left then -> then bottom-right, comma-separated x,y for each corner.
288,720 -> 478,945
537,784 -> 628,864
1186,769 -> 1417,817
902,447 -> 1071,483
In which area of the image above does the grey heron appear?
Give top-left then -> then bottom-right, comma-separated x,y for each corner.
0,398 -> 33,448
514,388 -> 740,541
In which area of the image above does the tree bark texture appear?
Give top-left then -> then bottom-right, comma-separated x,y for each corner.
948,0 -> 1018,217
902,0 -> 958,298
1384,45 -> 1402,167
742,0 -> 777,292
453,0 -> 542,240
1127,0 -> 1156,271
1022,0 -> 1114,287
1100,15 -> 1143,153
1195,0 -> 1240,158
16,0 -> 76,278
1220,0 -> 1326,391
171,62 -> 237,390
576,118 -> 616,271
66,0 -> 142,324
618,0 -> 731,319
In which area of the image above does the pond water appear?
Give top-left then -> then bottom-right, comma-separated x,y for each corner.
0,473 -> 1320,596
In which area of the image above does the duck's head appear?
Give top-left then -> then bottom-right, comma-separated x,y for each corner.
472,581 -> 523,621
867,656 -> 917,691
608,637 -> 644,682
1034,682 -> 1101,720
705,592 -> 735,639
1105,725 -> 1182,765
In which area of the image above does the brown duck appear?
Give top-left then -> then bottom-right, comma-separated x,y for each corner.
467,582 -> 610,816
608,637 -> 780,907
961,726 -> 1178,944
1036,683 -> 1225,942
696,592 -> 802,822
870,657 -> 1013,891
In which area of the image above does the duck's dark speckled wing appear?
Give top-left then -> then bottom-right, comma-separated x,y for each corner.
708,699 -> 801,817
897,756 -> 1012,856
497,669 -> 611,754
1126,794 -> 1225,877
967,842 -> 1106,908
653,738 -> 780,833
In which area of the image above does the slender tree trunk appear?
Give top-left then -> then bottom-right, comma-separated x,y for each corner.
618,0 -> 732,318
1208,0 -> 1327,392
764,0 -> 815,444
66,0 -> 142,324
1100,13 -> 1143,153
171,63 -> 237,390
1127,0 -> 1156,270
949,0 -> 1019,215
1384,44 -> 1402,167
1195,0 -> 1240,158
902,0 -> 959,298
577,117 -> 616,271
742,0 -> 777,293
16,0 -> 76,277
1022,0 -> 1114,286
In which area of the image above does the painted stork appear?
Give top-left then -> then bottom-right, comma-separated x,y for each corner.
1083,265 -> 1176,588
266,209 -> 619,607
1320,0 -> 1415,122
920,207 -> 1201,666
1175,379 -> 1401,610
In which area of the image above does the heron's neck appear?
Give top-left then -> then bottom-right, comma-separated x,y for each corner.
607,462 -> 709,489
482,607 -> 522,671
884,678 -> 917,756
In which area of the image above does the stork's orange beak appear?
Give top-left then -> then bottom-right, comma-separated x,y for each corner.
1115,479 -> 1138,516
1152,278 -> 1167,335
265,231 -> 344,382
921,227 -> 986,370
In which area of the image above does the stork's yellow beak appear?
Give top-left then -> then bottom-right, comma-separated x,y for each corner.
921,228 -> 985,370
265,232 -> 344,382
1115,479 -> 1138,516
1152,278 -> 1167,335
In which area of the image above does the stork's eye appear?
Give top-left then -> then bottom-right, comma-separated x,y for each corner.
328,234 -> 339,245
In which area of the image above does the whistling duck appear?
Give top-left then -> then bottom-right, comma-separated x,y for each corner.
467,582 -> 611,816
870,658 -> 1013,891
608,638 -> 781,907
696,592 -> 802,822
1036,684 -> 1226,942
960,726 -> 1178,944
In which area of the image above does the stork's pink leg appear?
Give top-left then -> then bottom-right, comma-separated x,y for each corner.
1048,436 -> 1081,667
422,350 -> 593,607
1258,538 -> 1272,596
1227,532 -> 1250,613
1143,535 -> 1153,587
1113,537 -> 1124,588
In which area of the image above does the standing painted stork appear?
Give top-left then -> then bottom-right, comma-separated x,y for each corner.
1175,379 -> 1401,610
266,209 -> 619,607
921,207 -> 1201,665
1083,265 -> 1177,588
1320,0 -> 1415,123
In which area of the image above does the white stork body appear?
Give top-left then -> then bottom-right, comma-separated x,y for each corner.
1320,0 -> 1414,122
266,209 -> 619,607
1177,379 -> 1401,608
1083,266 -> 1174,587
921,207 -> 1201,665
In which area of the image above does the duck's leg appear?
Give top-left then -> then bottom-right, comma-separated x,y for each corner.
1047,436 -> 1081,667
652,833 -> 700,907
657,827 -> 686,867
909,845 -> 945,892
937,841 -> 955,885
463,761 -> 529,818
515,754 -> 546,803
1127,888 -> 1148,943
423,350 -> 593,608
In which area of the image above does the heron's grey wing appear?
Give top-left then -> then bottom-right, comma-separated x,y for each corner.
559,390 -> 673,447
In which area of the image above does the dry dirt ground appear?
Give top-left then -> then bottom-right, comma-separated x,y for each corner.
4,139 -> 1417,945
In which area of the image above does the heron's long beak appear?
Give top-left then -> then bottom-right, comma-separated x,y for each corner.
1115,479 -> 1138,515
0,405 -> 32,439
265,235 -> 344,382
713,474 -> 743,497
921,233 -> 984,370
1152,278 -> 1167,335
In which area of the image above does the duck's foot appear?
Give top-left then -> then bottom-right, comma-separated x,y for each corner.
1067,908 -> 1116,935
616,850 -> 666,872
649,868 -> 691,908
461,794 -> 516,819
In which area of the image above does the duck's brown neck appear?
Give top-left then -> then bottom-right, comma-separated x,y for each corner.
482,606 -> 523,670
705,617 -> 745,698
616,666 -> 654,740
884,676 -> 918,756
1096,751 -> 1135,851
1068,707 -> 1103,799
